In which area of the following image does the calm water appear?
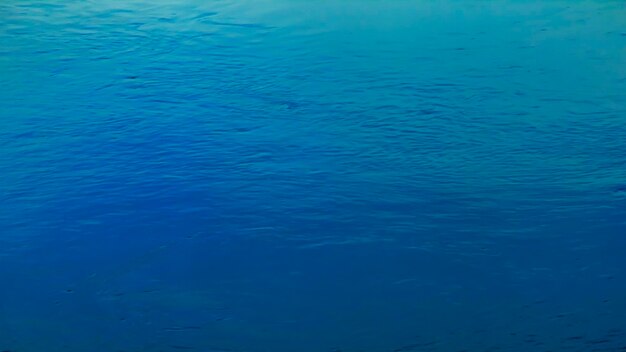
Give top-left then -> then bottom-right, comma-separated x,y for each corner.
2,1 -> 626,351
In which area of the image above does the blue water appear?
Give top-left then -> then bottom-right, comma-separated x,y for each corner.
2,0 -> 626,351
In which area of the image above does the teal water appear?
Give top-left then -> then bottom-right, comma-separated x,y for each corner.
1,1 -> 626,351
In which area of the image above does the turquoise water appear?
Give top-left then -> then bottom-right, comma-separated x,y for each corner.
1,1 -> 626,351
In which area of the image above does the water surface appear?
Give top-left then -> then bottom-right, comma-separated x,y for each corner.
1,1 -> 626,351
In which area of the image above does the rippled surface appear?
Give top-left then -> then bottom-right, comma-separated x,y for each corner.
2,1 -> 626,351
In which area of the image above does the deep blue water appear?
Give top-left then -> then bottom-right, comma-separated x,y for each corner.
2,1 -> 626,351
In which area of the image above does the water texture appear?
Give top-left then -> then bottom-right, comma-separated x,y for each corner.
1,0 -> 626,351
